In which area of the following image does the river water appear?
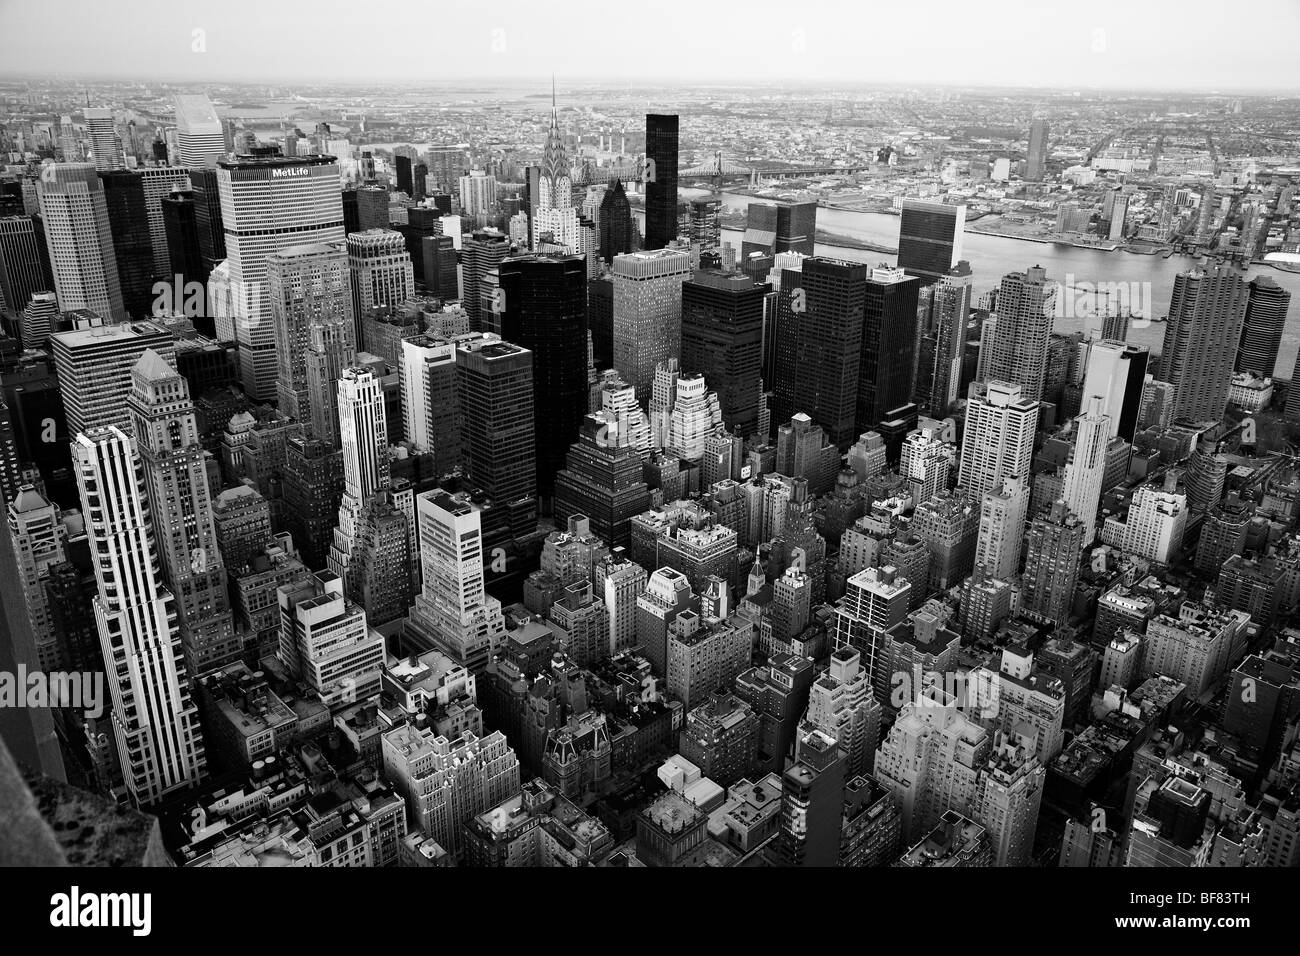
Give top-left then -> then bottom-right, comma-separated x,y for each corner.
651,187 -> 1300,378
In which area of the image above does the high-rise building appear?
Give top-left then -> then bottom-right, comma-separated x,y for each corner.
73,425 -> 208,806
741,201 -> 816,259
1158,261 -> 1248,422
794,257 -> 868,448
775,729 -> 847,866
50,319 -> 177,437
1235,275 -> 1290,377
1025,119 -> 1049,181
406,489 -> 508,675
97,169 -> 156,319
974,477 -> 1029,580
0,215 -> 54,321
1122,485 -> 1187,564
278,570 -> 385,705
328,366 -> 390,585
799,646 -> 881,778
267,241 -> 352,424
1080,340 -> 1148,442
611,248 -> 692,404
213,153 -> 345,401
459,170 -> 497,222
174,94 -> 227,168
347,230 -> 414,351
644,114 -> 679,250
896,199 -> 966,286
160,186 -> 208,316
977,265 -> 1056,404
84,108 -> 125,172
496,254 -> 589,499
598,179 -> 633,264
680,269 -> 767,438
958,380 -> 1037,502
126,350 -> 239,674
36,163 -> 126,322
1020,500 -> 1085,625
832,566 -> 912,688
553,415 -> 651,548
919,262 -> 973,415
462,228 -> 510,332
7,484 -> 68,670
1061,394 -> 1111,543
858,265 -> 921,430
689,197 -> 722,249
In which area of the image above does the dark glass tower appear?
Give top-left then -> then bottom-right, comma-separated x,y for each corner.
598,178 -> 633,263
0,216 -> 54,318
161,186 -> 207,320
495,254 -> 588,501
795,258 -> 868,449
681,269 -> 769,438
897,199 -> 965,286
857,266 -> 921,431
463,228 -> 511,331
395,154 -> 413,196
98,170 -> 156,319
1159,261 -> 1248,422
187,166 -> 227,274
420,234 -> 458,301
644,114 -> 679,250
1235,275 -> 1290,377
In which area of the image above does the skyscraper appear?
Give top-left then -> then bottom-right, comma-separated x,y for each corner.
919,261 -> 973,415
959,380 -> 1037,502
896,199 -> 966,286
1158,261 -> 1248,423
680,269 -> 767,438
1020,500 -> 1085,625
598,179 -> 633,264
741,201 -> 817,259
858,265 -> 921,430
644,114 -> 680,250
127,351 -> 240,674
462,228 -> 510,332
267,241 -> 352,424
1080,340 -> 1148,442
611,248 -> 692,404
73,425 -> 208,806
496,254 -> 589,498
50,319 -> 177,437
98,169 -> 156,319
1235,275 -> 1290,377
0,215 -> 54,319
974,477 -> 1029,580
36,163 -> 126,322
213,152 -> 345,401
174,94 -> 227,168
400,334 -> 461,471
1060,394 -> 1111,543
84,108 -> 125,172
795,258 -> 868,449
977,265 -> 1056,404
347,229 -> 414,351
329,366 -> 390,586
1025,119 -> 1049,181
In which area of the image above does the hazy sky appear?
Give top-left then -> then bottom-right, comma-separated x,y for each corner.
2,0 -> 1298,92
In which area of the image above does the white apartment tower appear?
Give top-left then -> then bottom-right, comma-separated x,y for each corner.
958,380 -> 1037,502
73,426 -> 207,806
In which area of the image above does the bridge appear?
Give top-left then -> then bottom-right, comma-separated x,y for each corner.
677,151 -> 875,185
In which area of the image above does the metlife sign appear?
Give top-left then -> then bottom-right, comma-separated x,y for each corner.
270,166 -> 311,178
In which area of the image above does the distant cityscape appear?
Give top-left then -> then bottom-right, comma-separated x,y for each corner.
1,58 -> 1300,872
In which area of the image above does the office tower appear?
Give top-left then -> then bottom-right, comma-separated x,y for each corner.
775,729 -> 847,866
920,262 -> 973,415
1195,495 -> 1251,574
689,197 -> 722,249
280,435 -> 344,568
975,477 -> 1028,579
455,336 -> 536,532
419,233 -> 458,302
383,722 -> 519,861
496,254 -> 588,498
303,310 -> 358,450
897,199 -> 966,286
665,373 -> 724,462
392,154 -> 413,196
328,366 -> 389,584
36,163 -> 126,322
462,228 -> 510,331
1158,262 -> 1248,422
1106,192 -> 1129,241
971,731 -> 1045,866
1122,485 -> 1187,564
459,170 -> 497,222
407,490 -> 508,674
600,558 -> 648,655
597,178 -> 633,264
553,415 -> 651,548
50,319 -> 176,437
800,646 -> 881,778
187,166 -> 226,281
1125,776 -> 1213,867
346,230 -> 414,350
644,114 -> 679,250
1080,340 -> 1148,442
636,567 -> 697,676
215,153 -> 345,401
664,610 -> 750,709
0,401 -> 24,503
533,89 -> 581,253
160,186 -> 207,317
611,249 -> 692,404
1060,394 -> 1110,543
399,334 -> 460,472
1025,119 -> 1049,181
832,566 -> 911,687
73,426 -> 207,806
1020,500 -> 1084,625
278,569 -> 385,704
908,490 -> 977,591
0,216 -> 53,321
1236,276 -> 1289,377
742,201 -> 816,258
346,492 -> 412,626
84,108 -> 125,171
136,167 -> 193,279
266,241 -> 352,424
211,485 -> 271,572
899,426 -> 954,507
126,351 -> 239,674
792,257 -> 868,448
174,94 -> 226,168
19,291 -> 57,350
858,265 -> 921,430
96,170 -> 158,319
774,413 -> 838,494
680,270 -> 767,438
595,371 -> 653,453
677,692 -> 760,787
7,485 -> 68,670
977,265 -> 1055,404
959,380 -> 1037,502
